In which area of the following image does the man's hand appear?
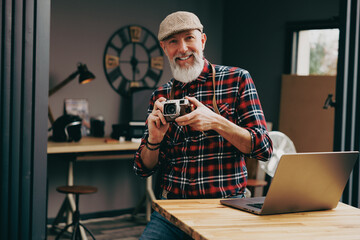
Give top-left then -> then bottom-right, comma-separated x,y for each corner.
147,97 -> 169,143
175,96 -> 219,132
176,96 -> 252,154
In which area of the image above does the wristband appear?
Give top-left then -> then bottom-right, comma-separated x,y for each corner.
146,138 -> 161,146
145,142 -> 160,151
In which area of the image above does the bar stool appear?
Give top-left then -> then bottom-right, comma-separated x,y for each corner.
247,179 -> 268,197
245,157 -> 268,197
55,185 -> 98,240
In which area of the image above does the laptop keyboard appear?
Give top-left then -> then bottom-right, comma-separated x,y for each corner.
247,203 -> 263,209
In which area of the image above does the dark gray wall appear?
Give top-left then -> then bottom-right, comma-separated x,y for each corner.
222,0 -> 340,130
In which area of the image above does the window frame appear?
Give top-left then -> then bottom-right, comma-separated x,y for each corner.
284,18 -> 340,75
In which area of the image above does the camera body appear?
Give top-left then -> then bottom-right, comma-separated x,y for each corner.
163,99 -> 192,122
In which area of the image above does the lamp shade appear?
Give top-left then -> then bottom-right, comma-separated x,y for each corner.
78,63 -> 95,84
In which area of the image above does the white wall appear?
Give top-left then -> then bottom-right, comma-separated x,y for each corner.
48,0 -> 223,218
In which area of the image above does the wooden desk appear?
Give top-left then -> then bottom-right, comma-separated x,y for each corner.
48,137 -> 155,231
47,136 -> 139,155
153,199 -> 360,240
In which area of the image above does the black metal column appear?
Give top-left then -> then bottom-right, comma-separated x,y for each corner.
334,0 -> 360,207
0,0 -> 50,239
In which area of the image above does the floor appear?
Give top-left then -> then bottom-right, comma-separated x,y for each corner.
47,214 -> 147,240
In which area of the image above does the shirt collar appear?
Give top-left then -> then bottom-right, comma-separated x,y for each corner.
171,58 -> 211,89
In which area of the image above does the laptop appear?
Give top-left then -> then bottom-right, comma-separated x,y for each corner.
220,151 -> 359,215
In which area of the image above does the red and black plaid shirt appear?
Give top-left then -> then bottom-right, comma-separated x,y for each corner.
133,59 -> 272,199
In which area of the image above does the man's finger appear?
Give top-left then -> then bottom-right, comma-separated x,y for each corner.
176,111 -> 194,124
185,96 -> 203,107
157,111 -> 168,125
153,97 -> 167,112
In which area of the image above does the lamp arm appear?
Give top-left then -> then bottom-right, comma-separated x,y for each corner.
49,70 -> 79,96
48,106 -> 55,126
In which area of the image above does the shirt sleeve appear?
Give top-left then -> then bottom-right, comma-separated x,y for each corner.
236,70 -> 273,162
133,138 -> 155,177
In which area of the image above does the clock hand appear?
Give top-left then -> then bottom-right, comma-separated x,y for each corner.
130,43 -> 139,80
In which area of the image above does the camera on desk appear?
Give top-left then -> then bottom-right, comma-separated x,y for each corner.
163,99 -> 192,122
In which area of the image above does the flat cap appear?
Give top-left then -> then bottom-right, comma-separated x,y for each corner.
158,11 -> 203,41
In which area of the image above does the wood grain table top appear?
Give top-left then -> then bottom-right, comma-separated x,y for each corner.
47,136 -> 140,154
153,198 -> 360,240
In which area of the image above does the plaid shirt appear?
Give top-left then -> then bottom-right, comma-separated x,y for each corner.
133,59 -> 272,199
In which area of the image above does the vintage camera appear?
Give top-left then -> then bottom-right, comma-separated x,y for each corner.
163,99 -> 192,122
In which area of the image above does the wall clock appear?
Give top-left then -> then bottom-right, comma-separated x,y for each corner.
103,25 -> 164,96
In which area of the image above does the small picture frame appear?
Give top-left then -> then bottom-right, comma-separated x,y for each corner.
64,98 -> 90,135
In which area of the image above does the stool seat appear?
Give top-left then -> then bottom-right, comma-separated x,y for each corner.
57,185 -> 98,195
247,179 -> 267,187
246,179 -> 268,197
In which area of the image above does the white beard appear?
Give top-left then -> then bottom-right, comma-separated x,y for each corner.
168,51 -> 204,83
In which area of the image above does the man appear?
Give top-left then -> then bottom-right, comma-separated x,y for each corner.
134,11 -> 273,239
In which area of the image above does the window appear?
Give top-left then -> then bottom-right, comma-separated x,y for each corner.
292,28 -> 339,76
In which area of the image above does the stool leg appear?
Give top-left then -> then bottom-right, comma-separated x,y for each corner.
72,194 -> 83,240
79,223 -> 96,240
80,226 -> 89,240
71,222 -> 78,240
73,193 -> 93,240
55,222 -> 75,240
67,160 -> 75,226
71,221 -> 82,240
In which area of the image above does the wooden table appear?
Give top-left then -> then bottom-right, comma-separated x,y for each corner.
48,137 -> 155,232
47,136 -> 139,155
153,199 -> 360,240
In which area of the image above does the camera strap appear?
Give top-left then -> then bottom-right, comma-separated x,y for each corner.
169,63 -> 220,115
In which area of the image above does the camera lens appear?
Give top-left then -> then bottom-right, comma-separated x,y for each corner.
164,103 -> 176,114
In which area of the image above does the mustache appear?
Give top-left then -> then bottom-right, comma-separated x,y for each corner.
170,51 -> 199,67
173,51 -> 194,60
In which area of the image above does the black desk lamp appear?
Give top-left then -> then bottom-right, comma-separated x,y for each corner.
48,63 -> 95,125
